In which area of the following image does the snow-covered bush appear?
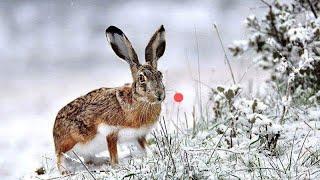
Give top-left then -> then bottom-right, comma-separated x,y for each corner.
23,1 -> 320,179
210,85 -> 282,153
229,0 -> 320,103
24,85 -> 320,179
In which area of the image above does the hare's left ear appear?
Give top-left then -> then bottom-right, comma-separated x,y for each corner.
106,26 -> 141,78
145,25 -> 166,69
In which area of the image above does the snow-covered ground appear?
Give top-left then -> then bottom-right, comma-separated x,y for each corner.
4,0 -> 320,180
22,94 -> 320,179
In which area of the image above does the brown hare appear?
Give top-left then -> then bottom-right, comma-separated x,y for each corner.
53,25 -> 166,174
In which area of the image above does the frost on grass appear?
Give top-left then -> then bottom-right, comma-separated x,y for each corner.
24,0 -> 320,179
229,0 -> 320,103
25,84 -> 320,180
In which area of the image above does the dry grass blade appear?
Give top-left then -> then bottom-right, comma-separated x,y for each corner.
194,25 -> 203,118
206,122 -> 230,164
213,24 -> 236,84
295,130 -> 311,166
306,0 -> 318,18
72,150 -> 96,180
287,130 -> 297,172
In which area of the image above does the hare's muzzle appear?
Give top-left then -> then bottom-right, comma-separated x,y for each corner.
156,91 -> 165,102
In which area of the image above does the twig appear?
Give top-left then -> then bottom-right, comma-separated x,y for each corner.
238,61 -> 259,83
294,168 -> 320,179
72,151 -> 96,180
287,130 -> 297,172
235,167 -> 285,174
260,0 -> 272,7
194,26 -> 203,117
306,0 -> 318,18
295,130 -> 311,167
249,5 -> 270,10
186,147 -> 242,154
159,118 -> 177,174
184,112 -> 188,130
122,172 -> 139,179
169,116 -> 186,135
304,121 -> 315,130
36,170 -> 108,180
207,122 -> 230,164
192,106 -> 197,137
280,80 -> 291,124
35,172 -> 78,180
151,131 -> 164,159
213,24 -> 236,84
266,156 -> 283,178
277,154 -> 286,174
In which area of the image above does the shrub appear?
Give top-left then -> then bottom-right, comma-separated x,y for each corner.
229,0 -> 320,103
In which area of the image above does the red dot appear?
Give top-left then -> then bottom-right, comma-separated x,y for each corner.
174,92 -> 183,103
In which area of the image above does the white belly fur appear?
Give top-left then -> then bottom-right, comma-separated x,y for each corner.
66,124 -> 154,160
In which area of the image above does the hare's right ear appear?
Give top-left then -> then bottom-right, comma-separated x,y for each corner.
145,25 -> 166,69
106,26 -> 140,77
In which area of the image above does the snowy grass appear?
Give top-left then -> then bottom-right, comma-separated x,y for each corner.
23,88 -> 320,179
21,2 -> 320,177
25,122 -> 320,179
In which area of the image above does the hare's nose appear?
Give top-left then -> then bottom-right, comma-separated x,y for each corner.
156,91 -> 165,102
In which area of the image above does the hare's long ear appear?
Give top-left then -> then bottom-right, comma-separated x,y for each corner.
145,25 -> 166,69
106,26 -> 140,77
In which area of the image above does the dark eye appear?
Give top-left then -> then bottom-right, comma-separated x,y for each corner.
139,74 -> 146,83
157,71 -> 163,79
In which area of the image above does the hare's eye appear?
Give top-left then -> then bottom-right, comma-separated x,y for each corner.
157,71 -> 163,79
139,74 -> 146,83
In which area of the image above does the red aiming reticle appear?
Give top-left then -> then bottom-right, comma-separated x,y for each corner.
174,92 -> 183,103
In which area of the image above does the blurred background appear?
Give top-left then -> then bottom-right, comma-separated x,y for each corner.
0,0 -> 267,178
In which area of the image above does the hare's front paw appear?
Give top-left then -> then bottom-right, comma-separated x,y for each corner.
108,160 -> 120,169
85,156 -> 107,166
61,170 -> 72,175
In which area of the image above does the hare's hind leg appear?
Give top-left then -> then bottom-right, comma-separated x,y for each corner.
55,137 -> 77,174
106,133 -> 118,165
137,136 -> 147,151
56,153 -> 70,175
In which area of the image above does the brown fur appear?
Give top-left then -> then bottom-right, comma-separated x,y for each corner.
53,85 -> 161,152
106,133 -> 118,165
53,85 -> 162,170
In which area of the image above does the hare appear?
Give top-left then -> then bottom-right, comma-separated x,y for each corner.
53,25 -> 166,173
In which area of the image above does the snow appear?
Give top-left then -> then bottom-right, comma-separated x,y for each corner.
1,0 -> 319,179
287,27 -> 311,42
19,82 -> 320,179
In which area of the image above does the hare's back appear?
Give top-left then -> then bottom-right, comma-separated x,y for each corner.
55,87 -> 113,122
53,88 -> 117,139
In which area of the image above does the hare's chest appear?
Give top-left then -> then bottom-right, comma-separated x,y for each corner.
117,126 -> 153,142
97,124 -> 154,142
68,124 -> 154,159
